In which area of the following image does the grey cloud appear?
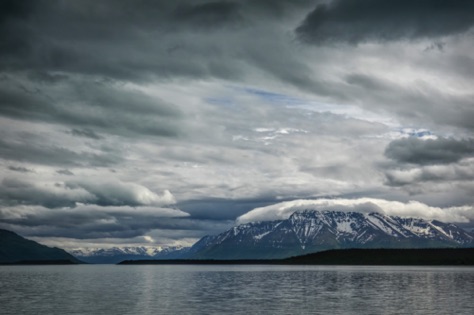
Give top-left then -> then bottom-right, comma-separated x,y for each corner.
0,136 -> 121,167
0,76 -> 183,138
0,0 -> 231,80
0,0 -> 32,22
0,177 -> 93,208
0,0 -> 315,88
0,0 -> 36,47
0,176 -> 175,208
424,41 -> 446,52
385,168 -> 474,187
345,73 -> 386,91
296,0 -> 474,44
64,180 -> 176,207
385,137 -> 474,165
0,202 -> 235,242
383,138 -> 474,205
0,204 -> 189,240
7,165 -> 33,173
27,71 -> 69,84
56,169 -> 74,176
69,129 -> 102,140
244,0 -> 315,18
173,1 -> 243,29
177,197 -> 283,221
344,72 -> 474,132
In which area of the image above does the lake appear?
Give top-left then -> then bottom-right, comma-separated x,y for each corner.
1,265 -> 473,314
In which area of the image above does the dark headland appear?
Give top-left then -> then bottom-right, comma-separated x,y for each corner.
0,228 -> 83,265
0,259 -> 80,265
118,248 -> 474,266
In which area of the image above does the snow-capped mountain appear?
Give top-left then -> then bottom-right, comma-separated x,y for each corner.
188,210 -> 474,259
70,246 -> 188,264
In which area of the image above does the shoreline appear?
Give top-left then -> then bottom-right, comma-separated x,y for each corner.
118,248 -> 474,266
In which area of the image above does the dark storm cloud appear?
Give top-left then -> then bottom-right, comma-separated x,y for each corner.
0,0 -> 237,80
0,0 -> 315,84
385,137 -> 474,165
0,0 -> 30,20
296,0 -> 474,44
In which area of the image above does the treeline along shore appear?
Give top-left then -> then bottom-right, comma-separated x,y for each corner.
118,248 -> 474,266
0,259 -> 80,265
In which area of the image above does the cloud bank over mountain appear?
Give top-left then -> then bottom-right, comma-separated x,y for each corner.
237,198 -> 474,225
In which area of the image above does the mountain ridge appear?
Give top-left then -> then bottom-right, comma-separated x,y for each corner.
70,245 -> 189,264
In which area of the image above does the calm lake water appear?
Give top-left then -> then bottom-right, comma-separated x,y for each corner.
1,265 -> 473,314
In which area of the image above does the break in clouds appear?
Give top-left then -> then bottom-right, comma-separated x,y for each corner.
1,0 -> 474,248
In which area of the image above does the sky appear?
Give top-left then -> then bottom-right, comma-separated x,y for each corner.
1,0 -> 474,250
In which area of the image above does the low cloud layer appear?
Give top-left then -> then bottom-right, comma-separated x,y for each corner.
0,176 -> 175,208
0,204 -> 189,240
237,198 -> 474,225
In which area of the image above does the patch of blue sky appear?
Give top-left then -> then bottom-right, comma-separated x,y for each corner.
398,128 -> 437,139
238,86 -> 396,125
288,102 -> 399,127
239,86 -> 303,106
235,85 -> 405,131
374,128 -> 438,140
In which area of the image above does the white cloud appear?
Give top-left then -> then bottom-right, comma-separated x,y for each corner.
237,198 -> 474,224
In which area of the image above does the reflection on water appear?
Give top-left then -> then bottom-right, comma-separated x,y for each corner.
1,265 -> 473,314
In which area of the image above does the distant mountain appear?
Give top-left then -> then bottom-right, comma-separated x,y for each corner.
187,210 -> 474,259
0,229 -> 82,264
70,246 -> 189,264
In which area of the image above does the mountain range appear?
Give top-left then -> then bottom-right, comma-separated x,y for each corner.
70,246 -> 189,264
70,210 -> 474,261
186,210 -> 474,259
